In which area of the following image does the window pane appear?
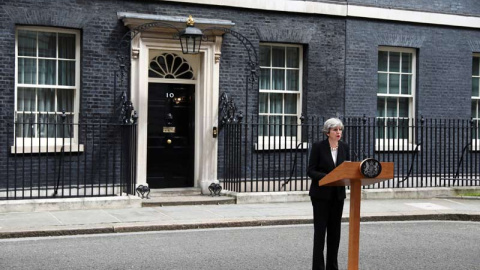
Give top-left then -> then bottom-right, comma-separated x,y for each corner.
476,120 -> 480,140
285,116 -> 297,136
473,77 -> 479,97
386,118 -> 396,139
38,88 -> 55,112
387,97 -> 397,117
269,116 -> 282,136
38,32 -> 56,58
398,118 -> 409,139
149,56 -> 167,78
389,74 -> 400,94
272,69 -> 285,90
389,52 -> 400,72
18,58 -> 37,84
472,100 -> 477,119
272,47 -> 285,68
17,88 -> 36,112
399,98 -> 409,117
377,98 -> 385,117
376,118 -> 385,139
149,64 -> 162,78
286,47 -> 299,68
284,94 -> 297,114
378,73 -> 388,93
38,59 -> 56,85
58,33 -> 76,59
259,93 -> 268,113
259,46 -> 271,67
473,57 -> 479,76
259,116 -> 268,136
402,53 -> 412,73
38,114 -> 56,138
401,74 -> 412,95
57,89 -> 74,112
270,93 -> 282,114
16,113 -> 35,138
286,70 -> 299,91
260,68 -> 271,90
18,30 -> 36,57
56,115 -> 74,138
58,60 -> 75,86
378,51 -> 388,72
16,112 -> 35,123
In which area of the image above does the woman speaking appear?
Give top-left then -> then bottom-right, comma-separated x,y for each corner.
307,118 -> 350,270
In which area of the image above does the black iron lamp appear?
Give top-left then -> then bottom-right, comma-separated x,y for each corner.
179,15 -> 203,54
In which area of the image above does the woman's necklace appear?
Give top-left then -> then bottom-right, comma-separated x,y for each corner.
329,138 -> 338,151
330,144 -> 338,151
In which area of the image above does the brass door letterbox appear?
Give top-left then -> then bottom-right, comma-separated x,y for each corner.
163,126 -> 176,133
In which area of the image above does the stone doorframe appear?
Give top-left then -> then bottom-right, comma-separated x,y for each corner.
118,12 -> 234,194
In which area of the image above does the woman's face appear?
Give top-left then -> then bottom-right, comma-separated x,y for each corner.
327,126 -> 342,142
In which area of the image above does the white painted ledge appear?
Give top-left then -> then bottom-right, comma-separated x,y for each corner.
159,0 -> 347,16
0,196 -> 141,213
223,187 -> 480,204
10,144 -> 85,154
158,0 -> 480,29
349,5 -> 480,29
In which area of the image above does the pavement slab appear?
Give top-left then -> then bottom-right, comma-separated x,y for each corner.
0,197 -> 478,239
0,212 -> 61,229
51,210 -> 121,225
105,207 -> 174,222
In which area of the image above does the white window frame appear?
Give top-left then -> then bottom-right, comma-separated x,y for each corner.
13,26 -> 82,153
376,46 -> 417,151
257,43 -> 303,150
472,53 -> 480,151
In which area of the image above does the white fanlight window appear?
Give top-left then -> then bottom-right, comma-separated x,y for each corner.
149,52 -> 195,80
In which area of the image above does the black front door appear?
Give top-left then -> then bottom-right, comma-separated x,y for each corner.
147,83 -> 195,188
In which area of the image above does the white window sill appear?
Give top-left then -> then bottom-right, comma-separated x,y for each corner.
471,140 -> 480,151
375,143 -> 420,152
11,144 -> 84,154
255,142 -> 309,151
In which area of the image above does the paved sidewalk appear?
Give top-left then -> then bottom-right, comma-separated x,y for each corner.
0,197 -> 479,238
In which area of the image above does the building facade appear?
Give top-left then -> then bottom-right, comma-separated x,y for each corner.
1,0 -> 479,196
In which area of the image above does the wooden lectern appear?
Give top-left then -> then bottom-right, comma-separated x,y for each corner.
319,161 -> 394,270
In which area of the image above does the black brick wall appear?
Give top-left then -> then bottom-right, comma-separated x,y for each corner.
272,0 -> 480,16
349,0 -> 480,16
1,0 -> 480,187
0,0 -> 346,187
1,0 -> 477,124
345,18 -> 480,119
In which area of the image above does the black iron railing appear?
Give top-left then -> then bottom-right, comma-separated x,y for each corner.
1,120 -> 137,200
221,116 -> 480,192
